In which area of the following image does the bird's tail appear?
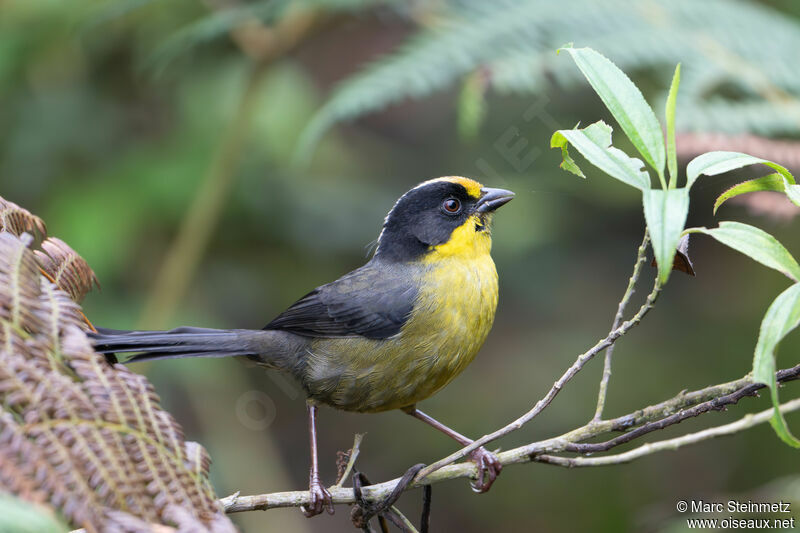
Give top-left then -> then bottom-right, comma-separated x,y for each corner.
90,326 -> 287,365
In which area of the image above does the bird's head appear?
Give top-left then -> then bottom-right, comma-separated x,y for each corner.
375,176 -> 514,262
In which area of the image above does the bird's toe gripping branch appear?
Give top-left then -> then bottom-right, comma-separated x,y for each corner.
469,446 -> 503,493
302,479 -> 334,517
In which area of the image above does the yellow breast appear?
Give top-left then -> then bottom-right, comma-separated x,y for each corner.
304,215 -> 499,412
395,241 -> 499,404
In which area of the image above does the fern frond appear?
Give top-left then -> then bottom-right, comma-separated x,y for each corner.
34,238 -> 100,304
0,204 -> 235,532
680,100 -> 800,136
298,0 -> 800,156
0,197 -> 46,238
150,1 -> 286,73
148,0 -> 401,73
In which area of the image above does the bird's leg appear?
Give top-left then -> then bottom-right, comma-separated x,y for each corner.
301,401 -> 334,517
402,406 -> 502,493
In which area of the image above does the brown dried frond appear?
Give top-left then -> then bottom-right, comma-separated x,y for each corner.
35,238 -> 100,303
0,197 -> 47,237
0,213 -> 234,532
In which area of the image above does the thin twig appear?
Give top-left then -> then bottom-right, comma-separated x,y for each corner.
413,273 -> 662,483
221,363 -> 799,513
382,506 -> 420,533
534,397 -> 800,468
593,231 -> 650,422
334,433 -> 364,488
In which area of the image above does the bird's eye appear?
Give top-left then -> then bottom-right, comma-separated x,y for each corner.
442,198 -> 461,214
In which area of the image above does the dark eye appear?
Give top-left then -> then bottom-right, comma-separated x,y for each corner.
442,198 -> 461,214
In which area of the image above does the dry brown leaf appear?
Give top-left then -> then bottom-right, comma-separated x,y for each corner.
651,234 -> 696,277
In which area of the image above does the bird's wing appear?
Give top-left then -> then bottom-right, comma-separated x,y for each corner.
263,263 -> 417,339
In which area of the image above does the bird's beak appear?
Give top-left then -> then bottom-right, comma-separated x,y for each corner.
476,187 -> 515,213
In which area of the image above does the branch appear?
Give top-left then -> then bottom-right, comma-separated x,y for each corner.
534,397 -> 800,468
593,230 -> 650,421
216,231 -> 799,515
413,272 -> 662,482
565,365 -> 800,454
221,364 -> 799,513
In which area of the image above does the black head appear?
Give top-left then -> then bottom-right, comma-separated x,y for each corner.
374,177 -> 513,262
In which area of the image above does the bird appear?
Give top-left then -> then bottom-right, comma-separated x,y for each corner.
90,176 -> 514,516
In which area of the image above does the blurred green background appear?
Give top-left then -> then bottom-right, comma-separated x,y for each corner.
2,0 -> 800,531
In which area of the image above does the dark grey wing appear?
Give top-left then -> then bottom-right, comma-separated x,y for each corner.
263,262 -> 417,339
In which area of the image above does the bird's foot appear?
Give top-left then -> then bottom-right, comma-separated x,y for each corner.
469,446 -> 502,493
301,478 -> 334,517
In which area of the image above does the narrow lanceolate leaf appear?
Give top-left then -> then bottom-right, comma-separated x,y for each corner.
550,121 -> 650,190
642,188 -> 690,284
665,64 -> 681,188
686,151 -> 796,191
753,283 -> 800,447
560,46 -> 666,180
714,173 -> 785,214
688,222 -> 800,282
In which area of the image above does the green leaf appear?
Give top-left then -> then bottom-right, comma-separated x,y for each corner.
753,283 -> 800,448
713,173 -> 785,214
665,63 -> 680,188
0,494 -> 67,533
687,221 -> 800,282
686,151 -> 796,190
550,121 -> 650,190
550,131 -> 584,178
642,188 -> 689,284
783,178 -> 800,207
560,46 -> 666,183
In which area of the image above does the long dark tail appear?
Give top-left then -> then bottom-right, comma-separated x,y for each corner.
90,326 -> 288,365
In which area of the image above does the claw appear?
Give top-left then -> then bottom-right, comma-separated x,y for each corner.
469,447 -> 502,493
301,479 -> 334,517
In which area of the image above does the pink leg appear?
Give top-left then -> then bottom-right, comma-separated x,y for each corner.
301,402 -> 334,516
403,406 -> 502,493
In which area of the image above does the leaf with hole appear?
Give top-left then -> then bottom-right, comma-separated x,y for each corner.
551,121 -> 650,190
560,46 -> 665,182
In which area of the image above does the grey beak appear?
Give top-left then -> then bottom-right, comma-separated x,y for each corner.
476,187 -> 515,213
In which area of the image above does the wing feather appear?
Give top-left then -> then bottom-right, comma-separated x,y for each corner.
264,262 -> 417,339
